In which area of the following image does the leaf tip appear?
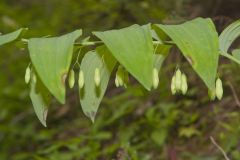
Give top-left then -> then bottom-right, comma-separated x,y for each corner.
58,97 -> 66,105
85,111 -> 96,123
42,122 -> 47,127
40,108 -> 48,127
90,117 -> 95,123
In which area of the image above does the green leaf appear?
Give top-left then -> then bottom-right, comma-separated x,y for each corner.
30,72 -> 51,127
151,130 -> 167,146
28,30 -> 82,104
219,20 -> 240,64
154,44 -> 172,71
79,46 -> 116,122
232,49 -> 240,61
154,18 -> 219,90
219,20 -> 240,53
179,126 -> 200,138
0,28 -> 27,46
94,24 -> 154,90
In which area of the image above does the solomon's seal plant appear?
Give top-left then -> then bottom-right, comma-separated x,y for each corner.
0,18 -> 239,126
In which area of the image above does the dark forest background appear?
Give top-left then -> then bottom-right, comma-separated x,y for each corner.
0,0 -> 240,159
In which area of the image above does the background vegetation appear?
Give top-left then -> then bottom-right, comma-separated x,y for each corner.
0,0 -> 239,159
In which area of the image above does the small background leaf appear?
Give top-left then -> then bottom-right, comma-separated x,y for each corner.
0,28 -> 27,46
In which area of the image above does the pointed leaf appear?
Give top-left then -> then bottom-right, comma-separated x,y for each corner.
30,73 -> 51,127
0,28 -> 27,46
232,49 -> 240,61
28,30 -> 82,104
79,46 -> 116,122
94,24 -> 154,90
154,18 -> 219,90
219,20 -> 240,64
219,20 -> 240,53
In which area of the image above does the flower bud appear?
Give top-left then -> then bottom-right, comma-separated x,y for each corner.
208,89 -> 216,101
32,73 -> 37,84
123,70 -> 129,88
216,78 -> 223,100
181,73 -> 188,95
68,69 -> 75,88
94,68 -> 101,87
117,75 -> 124,86
175,69 -> 182,91
152,68 -> 159,89
78,70 -> 84,89
171,75 -> 176,95
25,67 -> 31,84
115,76 -> 119,87
116,66 -> 124,87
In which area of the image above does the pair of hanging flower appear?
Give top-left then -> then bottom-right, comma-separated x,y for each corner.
170,68 -> 223,100
152,67 -> 188,95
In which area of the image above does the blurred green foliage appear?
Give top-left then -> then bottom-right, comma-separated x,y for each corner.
0,0 -> 240,159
